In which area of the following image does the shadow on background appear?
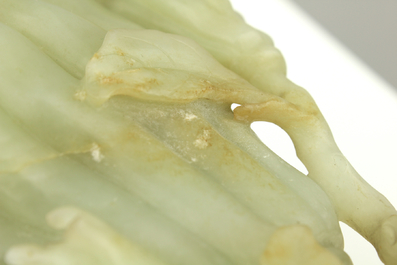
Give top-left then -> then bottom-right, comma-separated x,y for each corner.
291,0 -> 397,90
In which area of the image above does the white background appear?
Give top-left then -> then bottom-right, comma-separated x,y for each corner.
229,0 -> 397,264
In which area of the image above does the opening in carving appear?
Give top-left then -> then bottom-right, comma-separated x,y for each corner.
251,121 -> 308,175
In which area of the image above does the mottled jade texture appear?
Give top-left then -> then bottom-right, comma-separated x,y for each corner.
0,0 -> 396,264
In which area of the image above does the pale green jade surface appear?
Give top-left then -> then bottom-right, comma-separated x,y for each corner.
0,0 -> 396,265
